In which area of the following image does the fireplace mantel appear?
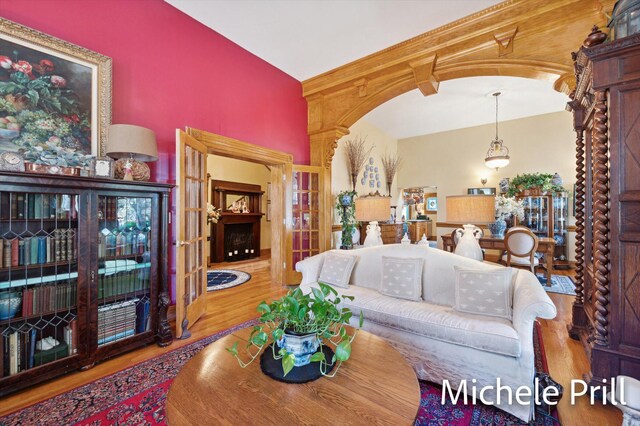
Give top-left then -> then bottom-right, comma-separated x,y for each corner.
210,180 -> 264,262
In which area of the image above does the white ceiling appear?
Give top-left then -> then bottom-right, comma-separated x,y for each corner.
364,76 -> 570,139
165,0 -> 501,81
165,0 -> 568,138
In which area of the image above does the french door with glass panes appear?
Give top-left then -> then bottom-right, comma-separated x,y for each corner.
286,165 -> 325,284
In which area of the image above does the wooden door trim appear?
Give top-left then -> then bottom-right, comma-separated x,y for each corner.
186,127 -> 292,286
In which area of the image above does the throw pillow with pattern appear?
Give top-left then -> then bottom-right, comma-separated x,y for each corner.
453,266 -> 513,320
318,252 -> 358,289
379,256 -> 424,301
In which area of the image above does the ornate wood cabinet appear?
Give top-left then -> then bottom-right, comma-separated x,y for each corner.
568,27 -> 640,385
0,172 -> 172,396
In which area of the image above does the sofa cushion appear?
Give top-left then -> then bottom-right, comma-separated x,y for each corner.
325,284 -> 521,358
454,266 -> 513,320
379,256 -> 424,301
318,252 -> 357,288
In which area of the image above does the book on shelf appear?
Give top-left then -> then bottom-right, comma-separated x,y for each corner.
63,319 -> 77,356
2,240 -> 10,268
135,299 -> 151,333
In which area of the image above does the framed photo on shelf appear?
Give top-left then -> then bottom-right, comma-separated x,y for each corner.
467,187 -> 496,195
0,18 -> 112,157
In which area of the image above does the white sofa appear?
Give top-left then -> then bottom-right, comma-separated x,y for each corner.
296,244 -> 557,422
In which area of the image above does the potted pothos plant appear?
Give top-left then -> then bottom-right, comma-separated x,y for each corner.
336,190 -> 357,249
227,283 -> 364,378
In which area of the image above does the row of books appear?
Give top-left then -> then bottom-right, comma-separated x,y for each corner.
97,230 -> 149,259
98,270 -> 149,299
0,193 -> 78,221
97,298 -> 150,346
20,282 -> 77,319
0,320 -> 77,377
0,230 -> 77,269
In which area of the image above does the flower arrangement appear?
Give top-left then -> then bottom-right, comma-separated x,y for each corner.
0,49 -> 93,164
343,136 -> 373,192
207,203 -> 222,224
495,195 -> 525,221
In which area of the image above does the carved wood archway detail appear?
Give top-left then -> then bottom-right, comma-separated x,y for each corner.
303,0 -> 614,168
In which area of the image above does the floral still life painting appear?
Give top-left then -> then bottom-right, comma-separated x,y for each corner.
0,18 -> 111,163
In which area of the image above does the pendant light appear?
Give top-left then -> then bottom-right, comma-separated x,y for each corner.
484,92 -> 510,170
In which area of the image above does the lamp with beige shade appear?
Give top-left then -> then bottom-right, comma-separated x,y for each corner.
355,195 -> 391,247
446,195 -> 495,261
106,124 -> 158,181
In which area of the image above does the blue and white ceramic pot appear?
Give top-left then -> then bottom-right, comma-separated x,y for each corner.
488,218 -> 507,238
277,330 -> 320,367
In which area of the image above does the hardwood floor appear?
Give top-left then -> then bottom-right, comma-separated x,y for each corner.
0,259 -> 623,425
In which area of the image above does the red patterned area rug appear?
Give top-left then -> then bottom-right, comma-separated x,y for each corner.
1,321 -> 558,426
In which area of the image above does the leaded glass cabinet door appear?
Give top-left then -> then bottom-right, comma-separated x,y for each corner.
0,187 -> 87,377
175,130 -> 207,338
286,165 -> 324,284
94,193 -> 157,351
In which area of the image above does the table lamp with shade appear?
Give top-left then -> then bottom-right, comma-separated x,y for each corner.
446,195 -> 495,260
355,195 -> 391,247
106,124 -> 158,181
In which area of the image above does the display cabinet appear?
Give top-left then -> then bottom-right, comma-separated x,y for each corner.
0,172 -> 171,396
516,192 -> 569,267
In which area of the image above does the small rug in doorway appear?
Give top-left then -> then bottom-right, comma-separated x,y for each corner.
206,269 -> 251,291
1,323 -> 558,426
536,273 -> 576,296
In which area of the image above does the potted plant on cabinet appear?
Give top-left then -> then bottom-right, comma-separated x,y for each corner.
336,190 -> 358,249
227,283 -> 363,379
506,173 -> 565,197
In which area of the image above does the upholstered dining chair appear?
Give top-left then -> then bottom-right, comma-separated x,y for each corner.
502,226 -> 539,273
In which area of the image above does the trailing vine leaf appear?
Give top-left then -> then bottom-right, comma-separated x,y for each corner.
335,340 -> 351,361
282,353 -> 296,376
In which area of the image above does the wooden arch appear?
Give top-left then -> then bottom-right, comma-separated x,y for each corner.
302,0 -> 614,168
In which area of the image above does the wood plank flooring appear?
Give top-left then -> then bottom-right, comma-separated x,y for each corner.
0,260 -> 622,425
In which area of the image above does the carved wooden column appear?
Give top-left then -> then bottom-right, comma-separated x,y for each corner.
310,128 -> 349,251
568,102 -> 587,339
591,89 -> 610,347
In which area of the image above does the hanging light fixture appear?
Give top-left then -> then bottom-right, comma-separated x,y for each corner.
484,92 -> 510,170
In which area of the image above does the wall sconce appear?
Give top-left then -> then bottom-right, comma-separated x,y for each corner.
480,177 -> 488,186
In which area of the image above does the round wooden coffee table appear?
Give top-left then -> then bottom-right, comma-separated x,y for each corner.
166,327 -> 420,425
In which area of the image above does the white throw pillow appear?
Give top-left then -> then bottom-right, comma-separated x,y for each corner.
379,256 -> 424,301
453,266 -> 513,320
318,252 -> 358,289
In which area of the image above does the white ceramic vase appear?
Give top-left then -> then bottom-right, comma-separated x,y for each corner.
454,224 -> 483,261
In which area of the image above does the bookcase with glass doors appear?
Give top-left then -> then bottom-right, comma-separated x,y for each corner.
0,172 -> 171,396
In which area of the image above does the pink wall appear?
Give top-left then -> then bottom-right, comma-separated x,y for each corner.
1,0 -> 309,302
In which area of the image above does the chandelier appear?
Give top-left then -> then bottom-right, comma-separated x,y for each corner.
484,92 -> 510,170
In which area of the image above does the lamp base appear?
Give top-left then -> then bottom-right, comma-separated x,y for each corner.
114,158 -> 151,181
363,221 -> 384,247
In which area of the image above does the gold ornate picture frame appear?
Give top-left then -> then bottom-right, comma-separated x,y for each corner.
0,18 -> 112,157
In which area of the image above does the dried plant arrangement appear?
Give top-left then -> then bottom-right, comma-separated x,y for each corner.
381,152 -> 401,196
344,136 -> 373,192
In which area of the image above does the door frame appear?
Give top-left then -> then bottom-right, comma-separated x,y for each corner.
186,127 -> 292,285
